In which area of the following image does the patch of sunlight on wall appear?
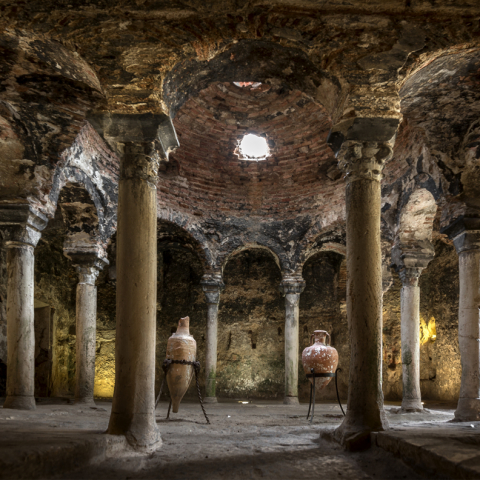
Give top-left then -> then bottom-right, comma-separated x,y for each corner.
420,316 -> 437,345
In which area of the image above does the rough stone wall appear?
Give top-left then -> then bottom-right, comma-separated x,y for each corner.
93,255 -> 117,399
216,250 -> 284,399
0,223 -> 465,404
300,252 -> 349,401
32,209 -> 117,399
34,212 -> 78,397
155,248 -> 207,399
382,236 -> 461,403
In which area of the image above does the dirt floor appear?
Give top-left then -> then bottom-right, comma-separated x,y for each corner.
0,397 -> 465,479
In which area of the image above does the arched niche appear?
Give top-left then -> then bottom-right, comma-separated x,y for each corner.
216,247 -> 284,399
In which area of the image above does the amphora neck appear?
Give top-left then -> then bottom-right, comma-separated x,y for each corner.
176,316 -> 191,336
311,330 -> 330,346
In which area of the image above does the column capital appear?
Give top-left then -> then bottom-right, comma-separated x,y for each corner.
337,140 -> 394,183
327,117 -> 399,183
392,241 -> 434,287
88,113 -> 180,186
0,203 -> 48,247
64,248 -> 109,285
279,275 -> 306,296
122,142 -> 161,185
201,274 -> 225,304
441,217 -> 480,254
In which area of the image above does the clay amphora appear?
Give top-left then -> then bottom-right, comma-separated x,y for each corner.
302,330 -> 338,390
166,316 -> 197,413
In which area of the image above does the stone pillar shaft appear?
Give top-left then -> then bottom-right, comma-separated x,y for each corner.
64,251 -> 108,406
75,275 -> 97,404
4,243 -> 36,410
456,248 -> 480,420
346,176 -> 385,425
107,141 -> 160,450
1,205 -> 46,411
393,243 -> 434,414
442,222 -> 480,422
333,140 -> 394,447
400,272 -> 422,411
201,277 -> 224,403
280,277 -> 305,405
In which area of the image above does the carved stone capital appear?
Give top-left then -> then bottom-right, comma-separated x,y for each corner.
87,112 -> 179,161
279,276 -> 306,296
441,217 -> 480,254
64,249 -> 109,286
337,140 -> 393,183
392,241 -> 434,287
0,204 -> 48,248
201,275 -> 225,304
121,142 -> 161,185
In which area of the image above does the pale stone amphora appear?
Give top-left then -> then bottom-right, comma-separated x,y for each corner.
166,316 -> 197,413
302,330 -> 338,390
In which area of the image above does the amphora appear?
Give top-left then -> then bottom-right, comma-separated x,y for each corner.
166,316 -> 197,413
302,330 -> 338,390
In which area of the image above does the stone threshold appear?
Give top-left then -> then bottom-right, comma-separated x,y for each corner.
373,424 -> 480,479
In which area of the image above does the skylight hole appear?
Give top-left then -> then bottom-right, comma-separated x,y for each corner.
237,134 -> 270,161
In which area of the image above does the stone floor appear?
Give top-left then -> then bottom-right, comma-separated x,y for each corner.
0,397 -> 478,479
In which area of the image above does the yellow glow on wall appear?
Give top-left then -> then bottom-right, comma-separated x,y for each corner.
94,334 -> 116,398
420,316 -> 437,345
94,375 -> 115,398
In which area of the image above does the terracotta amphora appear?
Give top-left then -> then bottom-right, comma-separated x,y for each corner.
302,330 -> 338,390
166,316 -> 197,413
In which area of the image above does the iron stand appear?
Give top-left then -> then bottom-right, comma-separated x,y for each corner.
155,358 -> 210,424
306,367 -> 345,423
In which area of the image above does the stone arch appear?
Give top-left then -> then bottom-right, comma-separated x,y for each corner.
157,219 -> 211,276
221,242 -> 283,275
296,225 -> 346,275
163,39 -> 342,120
0,29 -> 105,216
49,166 -> 108,245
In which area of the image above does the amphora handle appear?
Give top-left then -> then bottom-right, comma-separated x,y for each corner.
310,331 -> 331,346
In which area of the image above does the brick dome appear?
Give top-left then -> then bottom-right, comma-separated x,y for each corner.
158,82 -> 343,219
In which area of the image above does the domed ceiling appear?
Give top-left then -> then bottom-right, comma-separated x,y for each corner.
157,82 -> 344,221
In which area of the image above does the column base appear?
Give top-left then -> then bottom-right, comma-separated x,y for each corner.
203,397 -> 218,404
108,412 -> 161,453
332,408 -> 389,451
75,397 -> 97,407
401,399 -> 423,413
3,395 -> 36,410
453,397 -> 480,422
283,396 -> 299,405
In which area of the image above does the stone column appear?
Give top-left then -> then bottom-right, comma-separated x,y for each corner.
106,140 -> 161,450
392,245 -> 433,412
399,268 -> 422,412
88,114 -> 175,452
279,276 -> 305,405
201,275 -> 224,403
330,133 -> 397,449
89,113 -> 178,450
64,250 -> 108,405
0,205 -> 47,410
445,220 -> 480,421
